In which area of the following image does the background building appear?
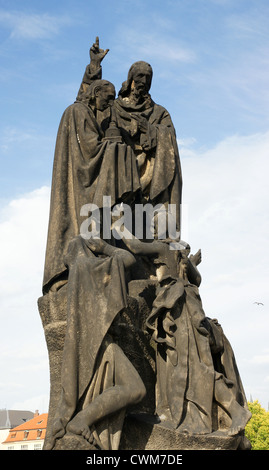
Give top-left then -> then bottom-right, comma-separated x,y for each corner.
0,409 -> 34,450
1,411 -> 47,450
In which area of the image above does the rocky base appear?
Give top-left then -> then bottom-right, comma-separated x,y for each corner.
39,281 -> 251,452
50,414 -> 250,451
119,414 -> 250,450
53,433 -> 97,450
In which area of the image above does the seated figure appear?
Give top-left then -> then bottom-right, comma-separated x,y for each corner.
46,236 -> 146,450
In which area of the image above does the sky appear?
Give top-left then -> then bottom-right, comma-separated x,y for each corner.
0,0 -> 268,415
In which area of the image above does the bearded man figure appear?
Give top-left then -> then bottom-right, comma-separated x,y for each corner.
113,61 -> 183,235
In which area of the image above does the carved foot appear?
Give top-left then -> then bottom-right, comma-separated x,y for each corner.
66,411 -> 97,446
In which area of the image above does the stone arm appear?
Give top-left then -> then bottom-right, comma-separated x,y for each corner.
187,250 -> 202,287
76,37 -> 109,99
89,36 -> 109,72
110,224 -> 165,257
123,236 -> 169,263
85,238 -> 136,270
130,113 -> 157,151
190,248 -> 202,267
124,238 -> 165,257
131,107 -> 176,152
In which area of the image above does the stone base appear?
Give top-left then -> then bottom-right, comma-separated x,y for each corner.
38,279 -> 158,450
39,279 -> 251,452
119,414 -> 248,450
53,433 -> 97,450
51,414 -> 248,451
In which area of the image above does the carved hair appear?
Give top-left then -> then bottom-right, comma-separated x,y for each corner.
87,79 -> 115,104
77,79 -> 115,103
119,61 -> 153,97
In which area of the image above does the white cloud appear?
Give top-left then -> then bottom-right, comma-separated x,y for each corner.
181,131 -> 269,314
226,8 -> 269,40
11,395 -> 49,414
0,127 -> 36,153
0,10 -> 70,40
0,130 -> 269,410
0,186 -> 51,411
181,131 -> 269,249
180,130 -> 269,407
0,381 -> 24,392
251,355 -> 269,365
0,186 -> 50,296
114,23 -> 196,65
137,35 -> 196,63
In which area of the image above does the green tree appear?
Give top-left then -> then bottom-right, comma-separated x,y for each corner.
245,400 -> 269,450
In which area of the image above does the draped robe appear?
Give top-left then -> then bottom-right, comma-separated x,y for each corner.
43,100 -> 140,293
113,95 -> 182,233
146,275 -> 249,433
44,236 -> 134,450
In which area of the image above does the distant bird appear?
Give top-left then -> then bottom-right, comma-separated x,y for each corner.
253,302 -> 264,306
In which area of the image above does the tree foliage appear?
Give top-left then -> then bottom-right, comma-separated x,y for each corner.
245,400 -> 269,450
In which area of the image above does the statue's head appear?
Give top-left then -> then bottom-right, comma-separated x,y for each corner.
119,61 -> 153,98
87,80 -> 116,111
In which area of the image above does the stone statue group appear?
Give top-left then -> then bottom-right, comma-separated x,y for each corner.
39,38 -> 251,451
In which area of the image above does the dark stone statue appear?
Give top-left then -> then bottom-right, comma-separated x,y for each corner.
121,235 -> 251,437
38,37 -> 251,451
45,236 -> 146,450
114,60 -> 182,232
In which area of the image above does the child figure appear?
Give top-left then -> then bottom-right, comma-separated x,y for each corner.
120,232 -> 251,438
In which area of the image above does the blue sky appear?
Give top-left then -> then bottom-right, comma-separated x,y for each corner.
0,0 -> 269,415
1,0 -> 268,199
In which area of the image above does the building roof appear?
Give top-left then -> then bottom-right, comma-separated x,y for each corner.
0,409 -> 34,429
3,413 -> 48,444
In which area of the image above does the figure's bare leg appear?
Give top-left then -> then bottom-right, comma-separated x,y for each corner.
66,344 -> 146,442
67,383 -> 145,441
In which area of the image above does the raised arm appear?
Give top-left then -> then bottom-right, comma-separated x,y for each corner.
76,37 -> 109,100
89,36 -> 109,72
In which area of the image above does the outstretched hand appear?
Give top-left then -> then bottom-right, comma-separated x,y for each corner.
90,36 -> 109,65
191,249 -> 202,266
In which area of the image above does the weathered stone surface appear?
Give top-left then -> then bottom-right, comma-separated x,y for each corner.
38,287 -> 67,449
53,433 -> 96,450
38,283 -> 156,449
39,37 -> 251,451
120,415 -> 246,450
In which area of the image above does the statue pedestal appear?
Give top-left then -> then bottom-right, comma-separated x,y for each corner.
38,279 -> 158,450
49,414 -> 246,451
38,279 -> 250,451
120,414 -> 245,450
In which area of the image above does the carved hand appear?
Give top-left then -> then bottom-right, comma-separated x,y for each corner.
90,36 -> 109,66
190,249 -> 202,266
130,113 -> 149,134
